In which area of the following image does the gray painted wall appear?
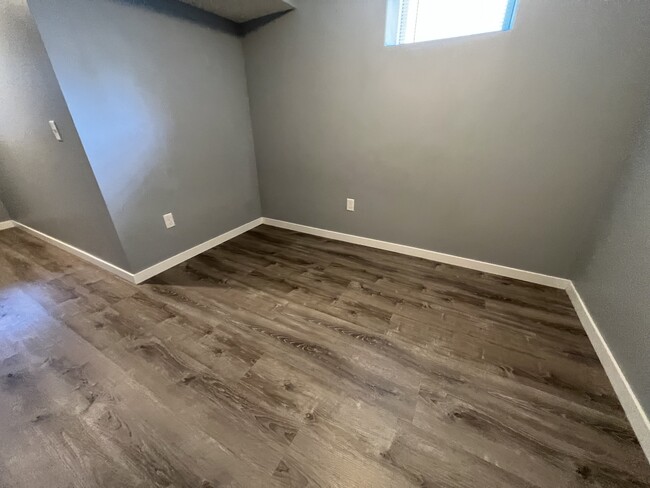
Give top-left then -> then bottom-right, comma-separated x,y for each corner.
28,0 -> 261,272
572,102 -> 650,414
0,0 -> 129,268
0,199 -> 10,221
244,0 -> 650,277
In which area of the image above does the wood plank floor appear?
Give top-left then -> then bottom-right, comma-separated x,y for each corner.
0,225 -> 648,487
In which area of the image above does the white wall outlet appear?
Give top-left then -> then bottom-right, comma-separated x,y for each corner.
49,120 -> 62,141
346,198 -> 355,212
163,213 -> 176,229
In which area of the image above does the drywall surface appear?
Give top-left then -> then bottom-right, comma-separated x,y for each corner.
0,199 -> 9,221
573,103 -> 650,414
244,0 -> 650,276
0,0 -> 129,268
28,0 -> 261,272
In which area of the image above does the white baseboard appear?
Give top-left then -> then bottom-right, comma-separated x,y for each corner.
132,217 -> 264,284
13,221 -> 135,282
262,218 -> 570,289
7,216 -> 570,288
565,283 -> 650,460
10,218 -> 264,285
0,220 -> 15,231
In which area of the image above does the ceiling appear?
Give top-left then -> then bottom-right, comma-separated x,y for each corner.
177,0 -> 294,23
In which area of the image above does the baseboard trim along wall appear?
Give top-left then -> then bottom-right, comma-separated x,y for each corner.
132,217 -> 263,283
13,221 -> 135,282
1,217 -> 570,288
0,220 -> 15,231
5,218 -> 263,284
2,216 -> 648,459
565,283 -> 650,461
261,218 -> 570,289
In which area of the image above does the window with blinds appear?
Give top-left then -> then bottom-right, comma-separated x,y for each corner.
386,0 -> 518,46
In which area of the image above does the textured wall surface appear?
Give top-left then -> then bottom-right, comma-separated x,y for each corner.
0,0 -> 129,268
572,102 -> 650,415
29,0 -> 261,272
0,199 -> 10,221
244,0 -> 650,277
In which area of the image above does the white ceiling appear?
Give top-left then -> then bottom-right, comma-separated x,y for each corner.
178,0 -> 294,23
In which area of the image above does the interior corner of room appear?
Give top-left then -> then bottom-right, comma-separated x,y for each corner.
1,0 -> 649,485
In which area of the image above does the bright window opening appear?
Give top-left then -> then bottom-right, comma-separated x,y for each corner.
386,0 -> 518,46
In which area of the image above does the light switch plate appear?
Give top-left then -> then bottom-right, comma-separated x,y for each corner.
346,198 -> 355,212
49,120 -> 62,141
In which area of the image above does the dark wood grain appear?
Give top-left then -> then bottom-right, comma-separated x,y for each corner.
0,225 -> 648,487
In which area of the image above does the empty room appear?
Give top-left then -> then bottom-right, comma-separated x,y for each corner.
1,0 -> 649,486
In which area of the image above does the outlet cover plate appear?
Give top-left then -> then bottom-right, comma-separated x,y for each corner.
163,213 -> 176,229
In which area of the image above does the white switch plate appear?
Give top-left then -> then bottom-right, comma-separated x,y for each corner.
163,213 -> 176,229
49,120 -> 62,141
346,198 -> 355,212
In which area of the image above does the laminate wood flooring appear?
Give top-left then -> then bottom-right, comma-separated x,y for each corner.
0,225 -> 648,487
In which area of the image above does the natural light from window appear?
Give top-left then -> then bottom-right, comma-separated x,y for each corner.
387,0 -> 518,46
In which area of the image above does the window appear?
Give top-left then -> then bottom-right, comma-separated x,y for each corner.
385,0 -> 518,46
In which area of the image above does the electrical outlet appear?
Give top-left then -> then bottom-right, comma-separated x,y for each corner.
346,198 -> 355,212
163,213 -> 176,229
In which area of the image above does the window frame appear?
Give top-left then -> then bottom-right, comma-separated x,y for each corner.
385,0 -> 519,47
